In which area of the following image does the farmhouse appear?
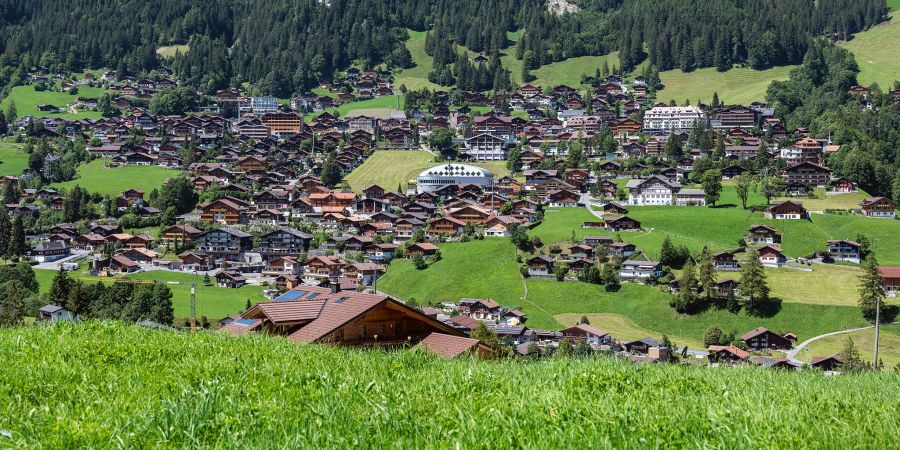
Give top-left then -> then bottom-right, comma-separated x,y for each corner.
741,327 -> 794,350
746,224 -> 781,245
604,215 -> 641,232
878,267 -> 900,297
757,245 -> 787,267
713,252 -> 739,269
707,345 -> 750,363
765,201 -> 808,220
826,240 -> 861,263
527,255 -> 555,277
560,324 -> 611,347
858,197 -> 896,218
782,162 -> 831,188
619,260 -> 663,279
30,241 -> 70,263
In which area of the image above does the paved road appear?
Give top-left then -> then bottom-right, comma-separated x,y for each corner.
786,323 -> 897,363
35,250 -> 90,270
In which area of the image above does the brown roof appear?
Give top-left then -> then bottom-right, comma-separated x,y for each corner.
741,327 -> 774,341
571,323 -> 609,337
248,300 -> 327,325
707,345 -> 750,359
811,353 -> 843,365
878,267 -> 900,279
418,332 -> 482,359
450,314 -> 480,329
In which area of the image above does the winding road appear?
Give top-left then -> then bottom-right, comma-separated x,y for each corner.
786,322 -> 897,363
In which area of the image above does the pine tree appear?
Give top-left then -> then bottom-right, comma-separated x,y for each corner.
0,281 -> 26,326
0,207 -> 11,257
7,216 -> 27,259
858,254 -> 884,322
601,263 -> 619,292
660,235 -> 677,267
5,100 -> 16,123
839,336 -> 864,372
697,247 -> 717,302
726,287 -> 740,313
740,248 -> 770,312
672,259 -> 698,313
48,266 -> 73,306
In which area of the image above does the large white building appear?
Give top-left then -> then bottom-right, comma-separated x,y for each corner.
463,133 -> 510,161
250,97 -> 279,114
625,175 -> 706,206
416,164 -> 494,193
642,106 -> 706,133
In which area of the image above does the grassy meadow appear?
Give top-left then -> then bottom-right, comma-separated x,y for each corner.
0,84 -> 106,120
840,11 -> 900,88
155,44 -> 189,59
654,65 -> 796,105
0,141 -> 28,176
393,30 -> 442,91
343,150 -> 512,192
35,268 -> 264,321
306,95 -> 405,120
1,322 -> 899,448
798,324 -> 900,367
52,159 -> 183,196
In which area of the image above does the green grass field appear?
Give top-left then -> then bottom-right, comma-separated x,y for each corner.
35,268 -> 264,320
155,44 -> 189,59
798,324 -> 900,367
840,11 -> 900,88
394,30 -> 442,91
554,311 -> 705,349
343,150 -> 512,192
3,322 -> 899,448
775,189 -> 870,211
527,54 -> 620,88
0,84 -> 106,120
0,142 -> 28,176
306,95 -> 405,120
377,236 -> 870,348
654,65 -> 796,105
52,159 -> 183,196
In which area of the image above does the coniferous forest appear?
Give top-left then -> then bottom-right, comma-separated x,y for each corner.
0,0 -> 888,97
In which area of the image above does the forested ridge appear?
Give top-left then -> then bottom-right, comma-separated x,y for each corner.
0,0 -> 888,97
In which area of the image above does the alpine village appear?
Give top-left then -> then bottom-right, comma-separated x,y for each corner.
0,0 -> 900,447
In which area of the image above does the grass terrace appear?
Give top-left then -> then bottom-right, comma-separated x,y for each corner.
655,66 -> 796,105
393,30 -> 442,91
0,141 -> 28,176
52,159 -> 183,196
343,150 -> 513,193
1,84 -> 107,120
2,322 -> 899,447
34,268 -> 265,321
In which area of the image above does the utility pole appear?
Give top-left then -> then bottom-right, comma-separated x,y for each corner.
873,294 -> 881,365
166,280 -> 197,331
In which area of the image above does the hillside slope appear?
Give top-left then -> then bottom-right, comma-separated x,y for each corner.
1,322 -> 898,448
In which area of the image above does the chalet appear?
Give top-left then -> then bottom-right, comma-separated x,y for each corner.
878,267 -> 900,297
707,345 -> 750,363
810,354 -> 844,371
258,228 -> 313,260
216,271 -> 247,288
418,333 -> 493,359
266,256 -> 303,275
458,298 -> 504,321
765,201 -> 808,220
827,240 -> 861,263
362,184 -> 385,199
304,255 -> 345,279
746,224 -> 781,245
545,189 -> 580,207
428,216 -> 466,236
194,228 -> 253,261
560,324 -> 610,347
741,327 -> 793,350
607,242 -> 637,259
783,162 -> 831,188
713,252 -> 739,270
103,255 -> 140,274
523,169 -> 558,186
599,202 -> 628,215
394,218 -> 425,240
829,177 -> 856,193
118,247 -> 158,263
483,215 -> 519,237
621,337 -> 661,355
714,279 -> 740,298
584,236 -> 614,247
619,260 -> 663,279
527,255 -> 554,277
30,241 -> 70,263
199,198 -> 248,225
604,215 -> 641,232
858,197 -> 896,218
74,233 -> 107,251
178,252 -> 215,272
160,224 -> 203,247
721,164 -> 747,179
758,245 -> 787,267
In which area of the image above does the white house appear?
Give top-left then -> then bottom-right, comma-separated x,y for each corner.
463,133 -> 510,161
619,260 -> 664,279
642,106 -> 707,133
38,304 -> 75,322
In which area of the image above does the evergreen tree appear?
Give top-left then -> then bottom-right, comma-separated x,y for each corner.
712,134 -> 726,159
601,263 -> 619,292
704,325 -> 724,347
0,281 -> 26,326
697,247 -> 717,302
470,321 -> 501,354
664,134 -> 683,158
0,208 -> 10,256
320,152 -> 342,188
7,216 -> 27,259
726,287 -> 740,313
659,235 -> 677,267
858,255 -> 884,322
412,253 -> 427,270
5,100 -> 16,124
740,248 -> 770,311
48,266 -> 73,306
671,259 -> 698,313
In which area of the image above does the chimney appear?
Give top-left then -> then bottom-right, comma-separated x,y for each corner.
329,277 -> 339,294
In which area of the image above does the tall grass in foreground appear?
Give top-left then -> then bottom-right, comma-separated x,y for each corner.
1,322 -> 898,448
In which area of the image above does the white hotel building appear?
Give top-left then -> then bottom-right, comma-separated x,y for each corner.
416,164 -> 494,194
642,106 -> 707,133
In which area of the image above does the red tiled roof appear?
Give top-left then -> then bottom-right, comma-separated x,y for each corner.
707,345 -> 750,359
418,332 -> 482,359
250,300 -> 327,325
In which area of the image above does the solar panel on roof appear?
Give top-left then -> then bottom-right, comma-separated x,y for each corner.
306,292 -> 319,299
235,318 -> 256,326
275,290 -> 306,302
